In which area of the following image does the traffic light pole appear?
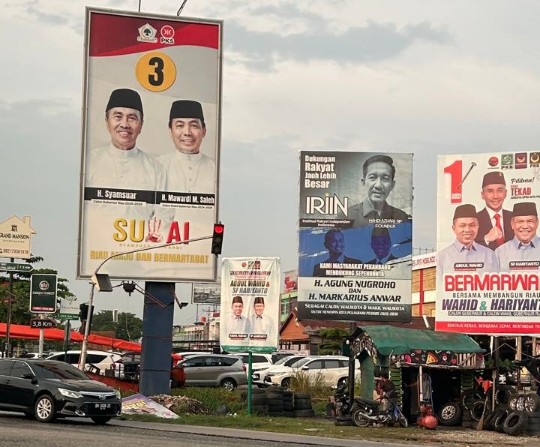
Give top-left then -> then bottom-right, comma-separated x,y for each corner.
78,233 -> 218,372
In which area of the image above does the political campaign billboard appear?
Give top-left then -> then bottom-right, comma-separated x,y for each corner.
220,258 -> 280,353
437,152 -> 540,334
77,8 -> 222,282
297,151 -> 413,322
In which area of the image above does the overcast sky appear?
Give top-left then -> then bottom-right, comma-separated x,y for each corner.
3,0 -> 540,326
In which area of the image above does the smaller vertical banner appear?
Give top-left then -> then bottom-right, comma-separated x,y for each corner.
30,274 -> 57,314
220,257 -> 280,353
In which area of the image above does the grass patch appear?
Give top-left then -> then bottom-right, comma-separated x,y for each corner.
169,387 -> 246,414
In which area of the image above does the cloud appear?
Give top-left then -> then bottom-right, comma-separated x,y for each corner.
224,19 -> 450,70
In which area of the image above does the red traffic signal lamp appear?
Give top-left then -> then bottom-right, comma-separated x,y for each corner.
211,223 -> 225,255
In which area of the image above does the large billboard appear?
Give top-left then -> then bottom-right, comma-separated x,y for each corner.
437,152 -> 540,334
77,8 -> 222,281
297,151 -> 413,322
220,258 -> 280,353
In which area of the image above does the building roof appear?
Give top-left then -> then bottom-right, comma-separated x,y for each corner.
279,312 -> 436,342
350,324 -> 484,356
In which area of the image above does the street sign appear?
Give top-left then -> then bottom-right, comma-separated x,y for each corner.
30,318 -> 56,329
0,262 -> 33,272
58,313 -> 79,320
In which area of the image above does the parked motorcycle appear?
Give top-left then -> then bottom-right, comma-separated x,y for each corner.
352,395 -> 409,428
333,382 -> 355,417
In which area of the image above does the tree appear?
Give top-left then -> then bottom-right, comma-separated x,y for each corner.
90,310 -> 143,341
0,256 -> 75,326
318,327 -> 349,355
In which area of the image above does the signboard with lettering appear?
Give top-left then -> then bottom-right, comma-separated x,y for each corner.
77,9 -> 222,282
30,274 -> 57,314
0,216 -> 36,260
297,151 -> 413,322
437,152 -> 540,334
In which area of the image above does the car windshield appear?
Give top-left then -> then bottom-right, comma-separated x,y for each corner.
32,362 -> 90,380
291,358 -> 312,368
273,356 -> 292,366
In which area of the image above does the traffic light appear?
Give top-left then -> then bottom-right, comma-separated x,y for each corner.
79,303 -> 95,324
211,223 -> 225,255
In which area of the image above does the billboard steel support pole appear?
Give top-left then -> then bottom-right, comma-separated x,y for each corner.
79,234 -> 213,372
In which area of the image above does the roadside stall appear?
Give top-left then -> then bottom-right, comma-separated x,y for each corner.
347,325 -> 485,425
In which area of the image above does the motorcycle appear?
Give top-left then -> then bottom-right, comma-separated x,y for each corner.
352,395 -> 409,428
333,382 -> 358,417
333,383 -> 408,428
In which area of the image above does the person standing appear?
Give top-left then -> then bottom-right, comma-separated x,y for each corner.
249,297 -> 275,343
86,88 -> 168,242
348,155 -> 411,228
88,88 -> 167,195
437,204 -> 499,278
496,202 -> 540,272
476,171 -> 513,250
226,296 -> 250,341
158,100 -> 216,194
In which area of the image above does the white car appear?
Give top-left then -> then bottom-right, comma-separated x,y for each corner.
253,354 -> 307,387
230,353 -> 274,373
265,355 -> 359,388
46,350 -> 122,375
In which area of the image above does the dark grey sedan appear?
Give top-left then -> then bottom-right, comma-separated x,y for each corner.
0,358 -> 121,424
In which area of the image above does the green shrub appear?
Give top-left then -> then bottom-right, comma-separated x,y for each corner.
170,387 -> 246,414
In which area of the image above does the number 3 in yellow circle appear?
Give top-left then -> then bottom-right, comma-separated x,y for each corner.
135,52 -> 176,92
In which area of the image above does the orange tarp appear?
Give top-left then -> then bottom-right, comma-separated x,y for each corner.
0,323 -> 141,352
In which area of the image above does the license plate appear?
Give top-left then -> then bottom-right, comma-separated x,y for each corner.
94,403 -> 111,410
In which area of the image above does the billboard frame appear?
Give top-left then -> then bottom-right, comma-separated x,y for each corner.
77,7 -> 223,283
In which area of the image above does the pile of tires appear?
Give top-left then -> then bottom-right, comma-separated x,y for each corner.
456,385 -> 518,430
462,390 -> 538,436
266,386 -> 284,417
251,388 -> 268,416
294,392 -> 315,418
282,390 -> 295,417
523,394 -> 540,436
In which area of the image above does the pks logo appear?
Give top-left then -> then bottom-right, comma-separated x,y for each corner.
515,152 -> 527,169
530,152 -> 540,166
501,154 -> 513,169
137,23 -> 158,43
160,25 -> 175,44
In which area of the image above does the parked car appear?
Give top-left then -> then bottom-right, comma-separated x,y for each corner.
230,352 -> 274,371
252,354 -> 307,387
0,358 -> 122,424
46,350 -> 122,375
109,351 -> 142,380
171,354 -> 247,390
18,352 -> 48,359
265,355 -> 358,388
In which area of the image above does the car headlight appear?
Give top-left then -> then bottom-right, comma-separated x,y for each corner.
58,388 -> 83,399
115,389 -> 121,399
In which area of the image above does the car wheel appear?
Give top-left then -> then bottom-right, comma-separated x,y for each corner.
438,402 -> 462,426
337,378 -> 348,388
91,417 -> 112,425
281,378 -> 291,389
34,394 -> 56,423
221,378 -> 237,391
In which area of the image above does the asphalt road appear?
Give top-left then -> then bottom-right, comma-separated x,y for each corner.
0,412 -> 411,447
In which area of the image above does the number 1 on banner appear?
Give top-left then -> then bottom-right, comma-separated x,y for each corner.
444,160 -> 463,203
